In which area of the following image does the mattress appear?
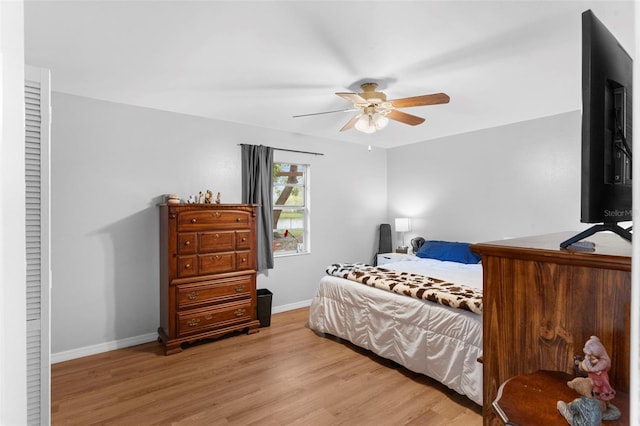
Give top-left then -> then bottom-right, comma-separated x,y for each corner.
308,258 -> 483,405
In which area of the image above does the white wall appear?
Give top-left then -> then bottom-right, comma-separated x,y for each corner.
387,111 -> 587,246
50,92 -> 387,358
0,0 -> 27,424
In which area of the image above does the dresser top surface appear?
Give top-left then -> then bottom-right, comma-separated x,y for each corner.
471,231 -> 631,269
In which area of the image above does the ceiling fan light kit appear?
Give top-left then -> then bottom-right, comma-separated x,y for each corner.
354,110 -> 389,134
294,82 -> 449,134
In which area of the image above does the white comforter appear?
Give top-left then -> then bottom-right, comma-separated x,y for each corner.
308,259 -> 483,405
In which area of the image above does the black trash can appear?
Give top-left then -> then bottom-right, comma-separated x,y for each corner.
256,289 -> 273,327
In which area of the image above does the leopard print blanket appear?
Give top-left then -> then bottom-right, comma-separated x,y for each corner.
325,263 -> 483,315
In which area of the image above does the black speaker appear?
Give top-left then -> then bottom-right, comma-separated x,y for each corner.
378,223 -> 392,254
373,223 -> 392,265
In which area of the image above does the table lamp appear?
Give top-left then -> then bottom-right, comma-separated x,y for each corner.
395,218 -> 410,253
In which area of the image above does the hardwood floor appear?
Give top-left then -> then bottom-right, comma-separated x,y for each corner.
52,307 -> 481,425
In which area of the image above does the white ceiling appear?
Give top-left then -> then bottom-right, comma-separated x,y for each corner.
24,0 -> 635,149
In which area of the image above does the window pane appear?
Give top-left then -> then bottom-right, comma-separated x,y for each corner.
272,161 -> 308,255
273,208 -> 304,253
273,184 -> 304,207
274,209 -> 304,230
273,163 -> 306,185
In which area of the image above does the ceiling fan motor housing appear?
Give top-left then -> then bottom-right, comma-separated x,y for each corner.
359,83 -> 386,104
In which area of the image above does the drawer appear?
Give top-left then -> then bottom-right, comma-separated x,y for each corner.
236,250 -> 255,271
236,230 -> 252,250
176,275 -> 253,309
199,253 -> 235,275
177,301 -> 253,337
177,233 -> 197,254
199,231 -> 235,253
177,255 -> 198,277
178,210 -> 252,231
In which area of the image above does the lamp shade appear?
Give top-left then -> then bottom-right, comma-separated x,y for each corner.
355,114 -> 375,133
395,218 -> 410,232
373,113 -> 388,130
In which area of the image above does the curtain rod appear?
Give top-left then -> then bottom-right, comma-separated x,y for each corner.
239,144 -> 324,156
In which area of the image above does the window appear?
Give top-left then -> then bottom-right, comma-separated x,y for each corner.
273,162 -> 308,255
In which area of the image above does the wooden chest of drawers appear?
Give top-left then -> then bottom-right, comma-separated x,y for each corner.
158,203 -> 261,355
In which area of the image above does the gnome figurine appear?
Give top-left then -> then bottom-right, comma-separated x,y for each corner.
557,336 -> 621,425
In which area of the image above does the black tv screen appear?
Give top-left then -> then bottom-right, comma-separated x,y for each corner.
581,9 -> 632,224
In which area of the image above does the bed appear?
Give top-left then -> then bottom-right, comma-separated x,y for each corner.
307,241 -> 484,406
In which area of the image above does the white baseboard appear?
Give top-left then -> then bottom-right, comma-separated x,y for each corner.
51,300 -> 312,364
51,332 -> 158,364
271,299 -> 311,314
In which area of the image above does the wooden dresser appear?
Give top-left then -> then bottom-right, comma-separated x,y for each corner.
158,203 -> 261,355
471,232 -> 631,426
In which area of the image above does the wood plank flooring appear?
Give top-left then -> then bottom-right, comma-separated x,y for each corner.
52,307 -> 481,425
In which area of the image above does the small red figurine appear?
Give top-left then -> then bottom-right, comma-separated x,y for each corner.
580,335 -> 615,401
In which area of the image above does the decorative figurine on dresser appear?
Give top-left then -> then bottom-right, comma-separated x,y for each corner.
158,202 -> 261,355
557,336 -> 621,425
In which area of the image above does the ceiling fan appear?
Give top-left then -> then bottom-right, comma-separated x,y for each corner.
293,83 -> 450,133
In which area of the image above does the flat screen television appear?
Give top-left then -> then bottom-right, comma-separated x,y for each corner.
561,10 -> 633,248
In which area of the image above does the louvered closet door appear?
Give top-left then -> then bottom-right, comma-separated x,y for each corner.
25,65 -> 51,426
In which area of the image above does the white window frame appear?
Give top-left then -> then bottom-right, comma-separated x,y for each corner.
273,162 -> 310,257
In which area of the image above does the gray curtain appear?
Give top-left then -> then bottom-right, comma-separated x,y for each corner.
241,144 -> 274,271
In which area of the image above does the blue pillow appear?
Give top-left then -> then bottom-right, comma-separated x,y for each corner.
415,240 -> 481,264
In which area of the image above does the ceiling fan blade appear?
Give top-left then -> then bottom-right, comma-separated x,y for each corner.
387,110 -> 426,126
339,114 -> 361,132
293,108 -> 358,118
336,92 -> 367,105
389,93 -> 450,108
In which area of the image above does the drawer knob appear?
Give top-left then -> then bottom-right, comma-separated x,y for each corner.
234,309 -> 245,317
191,218 -> 197,223
215,233 -> 220,239
187,291 -> 199,300
236,217 -> 241,222
184,263 -> 191,269
240,257 -> 247,263
234,285 -> 245,292
215,255 -> 220,260
187,318 -> 200,327
215,212 -> 221,218
241,237 -> 247,242
184,240 -> 191,246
